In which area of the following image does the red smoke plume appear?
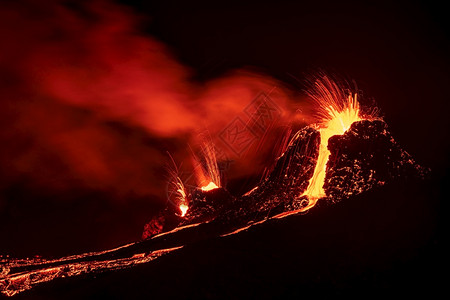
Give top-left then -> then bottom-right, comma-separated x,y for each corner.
0,0 -> 308,204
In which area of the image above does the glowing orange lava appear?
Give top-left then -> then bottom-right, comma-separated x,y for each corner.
175,183 -> 189,217
300,78 -> 362,211
200,181 -> 219,191
167,153 -> 190,217
179,203 -> 189,217
193,140 -> 221,191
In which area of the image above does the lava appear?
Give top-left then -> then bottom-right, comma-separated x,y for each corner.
299,78 -> 363,211
201,181 -> 219,191
176,184 -> 188,217
167,154 -> 189,217
177,141 -> 221,217
0,246 -> 183,297
179,203 -> 189,217
194,141 -> 222,190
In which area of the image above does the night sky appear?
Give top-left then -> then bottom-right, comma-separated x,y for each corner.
0,0 -> 448,287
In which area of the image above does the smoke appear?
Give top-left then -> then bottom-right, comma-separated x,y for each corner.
0,0 -> 308,206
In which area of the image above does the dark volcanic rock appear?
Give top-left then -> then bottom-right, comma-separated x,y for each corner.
144,119 -> 429,236
186,126 -> 320,228
142,213 -> 165,239
181,187 -> 235,225
143,125 -> 320,234
324,119 -> 429,201
3,120 -> 433,298
251,126 -> 320,202
231,126 -> 320,219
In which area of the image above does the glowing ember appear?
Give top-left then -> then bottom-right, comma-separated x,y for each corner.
300,77 -> 362,211
200,181 -> 219,191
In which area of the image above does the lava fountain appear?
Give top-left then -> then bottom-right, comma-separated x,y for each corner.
299,77 -> 363,211
193,141 -> 221,192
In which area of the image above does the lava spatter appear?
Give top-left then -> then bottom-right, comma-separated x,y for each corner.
299,76 -> 365,211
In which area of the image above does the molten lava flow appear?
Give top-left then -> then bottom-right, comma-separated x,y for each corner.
0,245 -> 184,297
300,79 -> 362,211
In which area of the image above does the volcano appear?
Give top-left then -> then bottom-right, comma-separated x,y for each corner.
0,78 -> 430,297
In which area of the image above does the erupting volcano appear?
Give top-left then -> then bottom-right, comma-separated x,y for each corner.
0,75 -> 428,297
300,78 -> 361,209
